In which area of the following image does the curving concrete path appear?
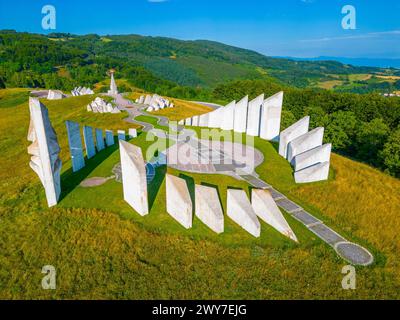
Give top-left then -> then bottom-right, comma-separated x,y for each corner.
110,93 -> 374,266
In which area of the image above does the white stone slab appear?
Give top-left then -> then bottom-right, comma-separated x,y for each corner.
251,189 -> 297,242
221,100 -> 236,131
227,189 -> 260,237
259,91 -> 283,141
95,129 -> 105,151
198,113 -> 209,127
129,128 -> 137,139
185,118 -> 192,126
119,140 -> 149,216
105,130 -> 114,147
166,174 -> 193,229
233,95 -> 248,133
279,116 -> 310,158
118,130 -> 126,141
208,108 -> 223,128
144,95 -> 152,105
292,143 -> 331,171
65,121 -> 85,172
246,94 -> 264,136
83,126 -> 96,159
294,161 -> 330,183
287,127 -> 324,162
27,98 -> 62,207
195,185 -> 224,234
139,95 -> 145,104
192,115 -> 199,127
178,120 -> 184,125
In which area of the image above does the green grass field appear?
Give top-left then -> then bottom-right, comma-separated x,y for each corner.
0,88 -> 400,299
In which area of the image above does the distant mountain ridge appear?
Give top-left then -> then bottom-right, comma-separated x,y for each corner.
281,56 -> 400,69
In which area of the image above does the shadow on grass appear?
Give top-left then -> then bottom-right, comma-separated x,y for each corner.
270,141 -> 279,153
148,165 -> 167,211
59,142 -> 119,201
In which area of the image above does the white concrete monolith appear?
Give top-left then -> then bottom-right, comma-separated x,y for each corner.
227,189 -> 260,237
246,94 -> 264,136
195,184 -> 224,234
279,116 -> 310,158
259,91 -> 283,141
287,127 -> 324,162
119,140 -> 149,216
166,174 -> 193,229
251,189 -> 297,242
27,98 -> 62,207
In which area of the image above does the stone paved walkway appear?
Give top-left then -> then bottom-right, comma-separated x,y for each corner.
111,93 -> 374,266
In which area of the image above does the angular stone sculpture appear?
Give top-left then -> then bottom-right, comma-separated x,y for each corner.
118,130 -> 126,141
129,128 -> 137,139
287,127 -> 324,162
278,116 -> 310,158
294,161 -> 330,183
227,189 -> 260,237
27,98 -> 62,207
47,90 -> 64,100
119,140 -> 149,216
71,87 -> 94,96
246,94 -> 264,136
95,128 -> 105,151
166,174 -> 193,229
87,97 -> 114,113
178,120 -> 184,125
139,95 -> 145,104
105,130 -> 114,147
83,126 -> 96,159
292,143 -> 332,171
221,100 -> 236,131
259,91 -> 283,141
251,189 -> 297,242
107,71 -> 118,95
144,95 -> 152,105
195,184 -> 224,234
233,95 -> 249,133
65,121 -> 85,172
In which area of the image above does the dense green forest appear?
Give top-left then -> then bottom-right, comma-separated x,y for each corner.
0,30 -> 399,177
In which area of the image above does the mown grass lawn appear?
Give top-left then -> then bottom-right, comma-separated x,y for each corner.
0,88 -> 399,299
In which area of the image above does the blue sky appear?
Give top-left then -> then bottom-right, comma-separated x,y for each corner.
0,0 -> 399,58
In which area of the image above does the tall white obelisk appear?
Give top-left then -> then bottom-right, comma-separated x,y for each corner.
108,70 -> 118,95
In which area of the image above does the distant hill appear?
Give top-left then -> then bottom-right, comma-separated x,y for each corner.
284,56 -> 400,69
1,30 -> 399,93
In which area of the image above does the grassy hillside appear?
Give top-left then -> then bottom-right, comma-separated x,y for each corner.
0,89 -> 400,299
